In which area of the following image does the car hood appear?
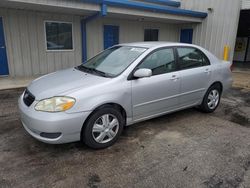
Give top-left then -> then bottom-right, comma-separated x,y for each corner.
27,68 -> 110,100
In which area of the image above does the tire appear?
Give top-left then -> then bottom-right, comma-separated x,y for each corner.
200,84 -> 222,113
82,107 -> 125,149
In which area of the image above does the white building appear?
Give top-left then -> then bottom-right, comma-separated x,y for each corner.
0,0 -> 242,77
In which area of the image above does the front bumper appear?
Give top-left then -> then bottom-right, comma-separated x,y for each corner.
18,93 -> 92,144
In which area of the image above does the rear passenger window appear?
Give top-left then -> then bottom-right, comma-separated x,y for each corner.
177,47 -> 210,70
138,48 -> 176,76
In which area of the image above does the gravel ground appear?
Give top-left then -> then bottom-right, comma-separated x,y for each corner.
0,88 -> 250,188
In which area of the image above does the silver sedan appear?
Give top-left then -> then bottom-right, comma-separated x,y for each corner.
18,42 -> 233,149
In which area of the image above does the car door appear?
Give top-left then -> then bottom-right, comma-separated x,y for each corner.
176,47 -> 212,107
131,47 -> 181,121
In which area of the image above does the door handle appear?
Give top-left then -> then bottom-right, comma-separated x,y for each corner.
0,46 -> 5,49
170,75 -> 179,81
204,69 -> 211,73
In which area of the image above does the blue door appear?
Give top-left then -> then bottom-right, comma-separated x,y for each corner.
180,29 -> 193,44
0,17 -> 9,76
104,25 -> 119,49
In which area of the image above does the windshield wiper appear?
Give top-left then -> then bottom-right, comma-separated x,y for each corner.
76,65 -> 92,73
76,65 -> 111,78
92,69 -> 111,78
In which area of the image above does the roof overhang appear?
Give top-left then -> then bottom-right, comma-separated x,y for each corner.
107,6 -> 204,24
142,0 -> 181,8
0,0 -> 207,24
82,0 -> 207,19
0,0 -> 99,16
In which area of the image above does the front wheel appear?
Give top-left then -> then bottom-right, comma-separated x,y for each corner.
82,107 -> 125,149
200,84 -> 222,113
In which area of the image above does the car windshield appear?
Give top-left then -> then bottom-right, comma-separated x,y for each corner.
77,46 -> 147,77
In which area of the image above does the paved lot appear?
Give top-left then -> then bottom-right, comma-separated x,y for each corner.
0,88 -> 250,188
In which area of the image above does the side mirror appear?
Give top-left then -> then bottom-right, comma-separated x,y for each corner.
133,68 -> 152,78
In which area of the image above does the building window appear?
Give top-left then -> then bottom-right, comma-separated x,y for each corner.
45,21 -> 73,51
144,29 -> 159,41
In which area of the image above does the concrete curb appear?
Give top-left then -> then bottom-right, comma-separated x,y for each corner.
0,77 -> 37,91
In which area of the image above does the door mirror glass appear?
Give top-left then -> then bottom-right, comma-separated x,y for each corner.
133,68 -> 152,78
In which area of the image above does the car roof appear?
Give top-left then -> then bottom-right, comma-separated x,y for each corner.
119,42 -> 198,49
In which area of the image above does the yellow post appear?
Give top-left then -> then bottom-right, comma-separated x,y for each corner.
223,45 -> 230,61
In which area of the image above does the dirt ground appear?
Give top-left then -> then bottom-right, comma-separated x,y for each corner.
0,87 -> 250,188
233,71 -> 250,90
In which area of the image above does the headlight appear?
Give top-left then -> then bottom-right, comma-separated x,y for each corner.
35,97 -> 75,112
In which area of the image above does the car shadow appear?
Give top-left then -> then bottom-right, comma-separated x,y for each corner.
29,107 -> 200,153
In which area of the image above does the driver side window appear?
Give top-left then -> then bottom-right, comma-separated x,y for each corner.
138,48 -> 176,76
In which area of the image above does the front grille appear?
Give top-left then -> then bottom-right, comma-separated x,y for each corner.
23,89 -> 35,107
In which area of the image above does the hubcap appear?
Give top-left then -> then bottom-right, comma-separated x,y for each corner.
207,89 -> 220,110
92,114 -> 119,144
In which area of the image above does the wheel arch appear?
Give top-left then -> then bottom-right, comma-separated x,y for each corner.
80,103 -> 127,141
201,81 -> 223,106
210,81 -> 223,92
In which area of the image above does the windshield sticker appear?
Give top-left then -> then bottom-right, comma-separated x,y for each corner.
130,48 -> 146,53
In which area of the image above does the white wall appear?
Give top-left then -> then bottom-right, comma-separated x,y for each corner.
0,8 -> 82,77
86,17 -> 180,58
0,0 -> 242,77
180,0 -> 241,61
1,7 -> 180,77
86,0 -> 242,61
242,0 -> 250,9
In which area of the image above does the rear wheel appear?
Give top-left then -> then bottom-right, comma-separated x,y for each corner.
200,84 -> 222,113
82,107 -> 125,149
